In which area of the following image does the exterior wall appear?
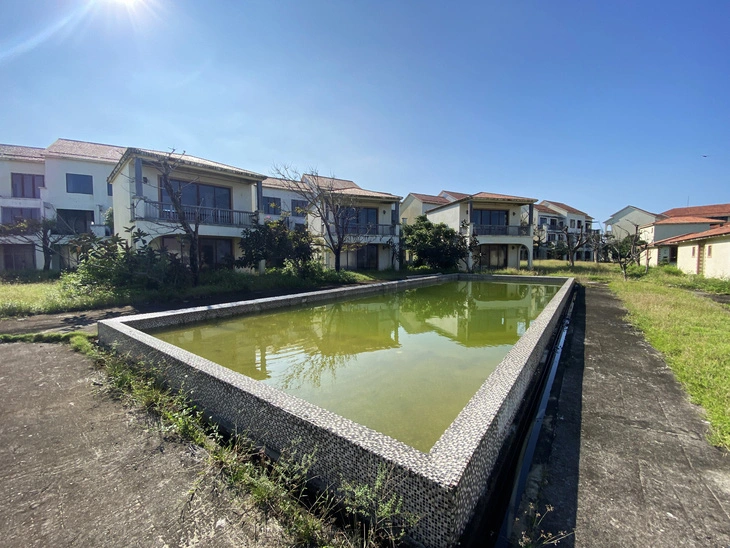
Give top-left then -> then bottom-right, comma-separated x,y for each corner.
0,159 -> 47,269
400,196 -> 425,225
649,223 -> 715,244
679,237 -> 730,279
607,209 -> 658,239
677,243 -> 699,275
703,237 -> 730,279
260,186 -> 309,226
43,157 -> 116,225
400,196 -> 439,225
427,203 -> 465,228
98,275 -> 575,548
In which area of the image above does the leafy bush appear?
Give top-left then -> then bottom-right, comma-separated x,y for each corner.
71,231 -> 191,291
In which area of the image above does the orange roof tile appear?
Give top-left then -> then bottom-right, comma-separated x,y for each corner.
661,203 -> 730,218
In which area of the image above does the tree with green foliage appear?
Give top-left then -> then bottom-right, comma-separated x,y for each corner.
237,219 -> 313,275
402,215 -> 469,270
69,228 -> 190,290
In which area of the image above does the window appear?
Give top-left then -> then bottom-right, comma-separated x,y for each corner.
200,238 -> 233,268
291,199 -> 308,217
548,233 -> 556,242
471,209 -> 508,226
56,209 -> 94,234
11,173 -> 44,198
262,196 -> 281,215
1,207 -> 41,224
692,247 -> 696,257
160,179 -> 231,209
3,244 -> 35,270
577,220 -> 583,229
66,173 -> 94,194
539,216 -> 547,226
570,219 -> 576,228
343,207 -> 378,233
549,218 -> 557,226
107,182 -> 113,196
707,245 -> 712,258
356,244 -> 378,270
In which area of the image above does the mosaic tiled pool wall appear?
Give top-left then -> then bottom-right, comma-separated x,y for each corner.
98,275 -> 575,547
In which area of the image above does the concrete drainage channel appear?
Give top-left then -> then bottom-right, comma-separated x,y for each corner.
459,285 -> 577,547
98,274 -> 575,547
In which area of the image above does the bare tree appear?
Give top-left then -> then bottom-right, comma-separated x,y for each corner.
130,149 -> 206,285
606,223 -> 645,280
272,166 -> 376,271
561,226 -> 591,267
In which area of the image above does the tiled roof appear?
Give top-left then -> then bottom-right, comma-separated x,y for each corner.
409,193 -> 450,205
263,176 -> 399,201
0,144 -> 45,162
109,147 -> 266,183
45,138 -> 125,163
471,191 -> 537,203
440,190 -> 470,201
535,204 -> 559,214
439,190 -> 536,204
301,175 -> 400,201
661,203 -> 730,218
262,177 -> 293,190
654,216 -> 720,225
654,224 -> 730,246
543,200 -> 591,217
335,187 -> 401,200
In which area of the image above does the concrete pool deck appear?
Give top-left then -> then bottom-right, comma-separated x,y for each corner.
0,282 -> 728,546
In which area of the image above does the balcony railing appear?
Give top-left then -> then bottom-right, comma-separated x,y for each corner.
473,224 -> 530,236
143,201 -> 256,227
343,223 -> 396,236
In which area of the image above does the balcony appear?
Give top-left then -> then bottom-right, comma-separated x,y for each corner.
472,224 -> 530,236
143,201 -> 256,227
343,223 -> 397,237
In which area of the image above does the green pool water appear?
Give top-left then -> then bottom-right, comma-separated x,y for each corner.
150,281 -> 558,452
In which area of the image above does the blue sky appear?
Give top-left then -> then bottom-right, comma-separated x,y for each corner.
2,0 -> 728,225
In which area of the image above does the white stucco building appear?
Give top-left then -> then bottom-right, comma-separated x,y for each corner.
0,139 -> 123,270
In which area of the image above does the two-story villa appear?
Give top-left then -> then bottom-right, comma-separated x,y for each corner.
424,190 -> 536,270
266,175 -> 401,271
108,148 -> 266,269
0,139 -> 124,270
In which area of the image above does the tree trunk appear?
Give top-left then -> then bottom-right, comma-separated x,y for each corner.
334,249 -> 341,271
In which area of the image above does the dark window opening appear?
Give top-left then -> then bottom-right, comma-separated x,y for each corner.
471,209 -> 508,226
200,238 -> 233,269
11,173 -> 44,198
66,173 -> 94,194
160,179 -> 232,210
55,209 -> 94,235
356,244 -> 378,270
262,196 -> 281,215
291,199 -> 308,217
1,207 -> 41,224
3,244 -> 36,270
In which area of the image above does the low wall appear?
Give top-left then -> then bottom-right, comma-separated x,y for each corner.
98,274 -> 574,547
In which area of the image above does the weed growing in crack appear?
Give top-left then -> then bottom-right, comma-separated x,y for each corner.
514,503 -> 573,547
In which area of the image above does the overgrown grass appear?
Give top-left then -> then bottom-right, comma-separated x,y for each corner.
0,268 -> 362,318
38,334 -> 415,546
610,280 -> 730,448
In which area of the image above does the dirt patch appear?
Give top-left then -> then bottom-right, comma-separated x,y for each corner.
0,342 -> 289,547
